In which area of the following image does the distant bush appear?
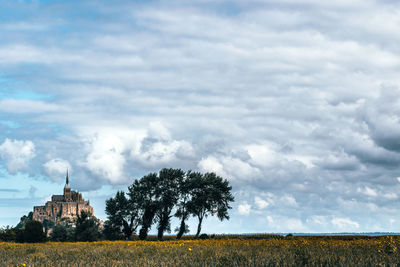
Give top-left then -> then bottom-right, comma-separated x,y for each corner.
199,233 -> 209,239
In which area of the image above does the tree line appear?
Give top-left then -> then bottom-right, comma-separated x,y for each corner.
0,210 -> 100,242
104,168 -> 234,240
0,168 -> 234,242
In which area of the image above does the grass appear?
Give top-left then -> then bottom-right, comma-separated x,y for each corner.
1,235 -> 400,266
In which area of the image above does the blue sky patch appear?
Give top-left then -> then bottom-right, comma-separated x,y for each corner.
0,120 -> 21,129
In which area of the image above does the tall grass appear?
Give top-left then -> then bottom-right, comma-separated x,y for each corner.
1,235 -> 399,266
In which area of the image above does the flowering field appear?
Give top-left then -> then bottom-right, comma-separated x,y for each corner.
1,235 -> 400,266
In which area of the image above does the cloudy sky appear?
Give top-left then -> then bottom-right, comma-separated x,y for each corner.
1,0 -> 400,233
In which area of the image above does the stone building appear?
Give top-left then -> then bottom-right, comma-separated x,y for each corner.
33,171 -> 94,223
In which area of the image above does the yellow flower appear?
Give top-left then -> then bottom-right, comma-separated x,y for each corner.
188,248 -> 192,251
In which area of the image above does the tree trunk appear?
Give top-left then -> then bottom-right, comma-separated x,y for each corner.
176,217 -> 186,239
157,213 -> 168,241
139,227 -> 148,240
139,207 -> 156,240
122,220 -> 132,240
195,216 -> 203,238
157,227 -> 164,240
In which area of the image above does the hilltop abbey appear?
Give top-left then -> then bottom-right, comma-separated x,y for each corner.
33,171 -> 94,223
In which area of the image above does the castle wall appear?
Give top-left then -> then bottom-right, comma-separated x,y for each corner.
33,206 -> 48,222
59,202 -> 93,219
33,190 -> 94,224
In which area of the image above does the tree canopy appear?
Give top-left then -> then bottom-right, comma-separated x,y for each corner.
105,191 -> 140,240
104,168 -> 234,240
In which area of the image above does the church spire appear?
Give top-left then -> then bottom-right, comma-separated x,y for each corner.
66,169 -> 69,185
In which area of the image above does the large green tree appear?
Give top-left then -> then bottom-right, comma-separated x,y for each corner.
155,168 -> 184,240
188,172 -> 234,237
128,173 -> 158,240
105,191 -> 140,240
175,171 -> 201,239
107,169 -> 234,241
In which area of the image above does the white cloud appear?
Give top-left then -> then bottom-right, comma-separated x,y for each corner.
0,138 -> 35,174
147,121 -> 171,141
383,192 -> 397,200
80,124 -> 193,183
238,202 -> 251,216
247,144 -> 277,167
254,196 -> 270,209
198,154 -> 260,182
331,217 -> 360,231
265,216 -> 306,232
221,157 -> 260,181
43,158 -> 71,183
84,132 -> 129,184
315,151 -> 360,171
41,195 -> 52,203
357,186 -> 378,198
198,156 -> 228,178
286,218 -> 305,232
307,215 -> 329,226
139,140 -> 194,166
281,194 -> 298,207
0,99 -> 61,113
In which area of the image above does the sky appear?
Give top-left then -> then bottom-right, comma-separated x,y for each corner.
0,0 -> 400,234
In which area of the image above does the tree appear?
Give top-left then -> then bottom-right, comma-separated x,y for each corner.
128,173 -> 159,240
50,224 -> 68,242
75,211 -> 100,242
175,171 -> 201,239
155,168 -> 184,240
105,191 -> 140,240
16,212 -> 33,229
107,169 -> 234,241
188,172 -> 234,237
24,220 -> 46,243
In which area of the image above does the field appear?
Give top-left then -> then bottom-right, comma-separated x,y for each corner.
1,235 -> 400,266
